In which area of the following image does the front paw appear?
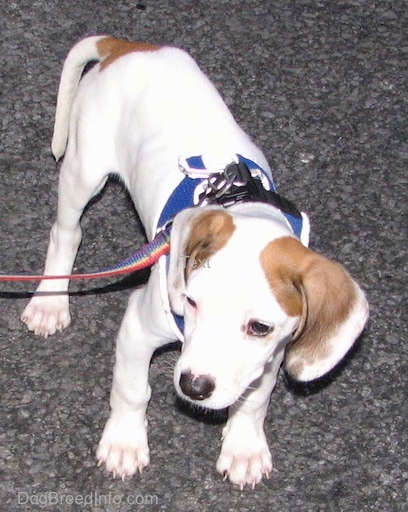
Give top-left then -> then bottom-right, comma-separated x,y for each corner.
216,421 -> 272,489
21,295 -> 70,338
96,415 -> 150,479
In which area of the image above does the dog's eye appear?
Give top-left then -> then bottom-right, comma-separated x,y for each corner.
185,295 -> 197,309
247,320 -> 274,337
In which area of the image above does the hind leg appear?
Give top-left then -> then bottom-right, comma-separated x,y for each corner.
21,155 -> 108,337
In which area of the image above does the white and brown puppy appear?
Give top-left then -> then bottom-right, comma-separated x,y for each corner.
21,36 -> 369,489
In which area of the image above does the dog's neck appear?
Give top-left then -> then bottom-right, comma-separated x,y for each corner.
228,201 -> 291,222
228,201 -> 308,242
230,201 -> 310,246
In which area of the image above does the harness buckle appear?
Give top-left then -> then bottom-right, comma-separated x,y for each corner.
197,160 -> 302,220
197,162 -> 260,207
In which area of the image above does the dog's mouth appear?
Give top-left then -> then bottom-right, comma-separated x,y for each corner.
173,368 -> 251,410
176,388 -> 240,411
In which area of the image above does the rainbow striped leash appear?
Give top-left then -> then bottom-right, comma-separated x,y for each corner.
0,228 -> 171,282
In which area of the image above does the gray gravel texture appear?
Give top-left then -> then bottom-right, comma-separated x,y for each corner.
0,1 -> 407,511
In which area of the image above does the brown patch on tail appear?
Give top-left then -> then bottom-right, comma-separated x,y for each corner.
97,36 -> 161,70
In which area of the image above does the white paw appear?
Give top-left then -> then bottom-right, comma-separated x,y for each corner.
21,295 -> 70,337
216,421 -> 272,489
96,415 -> 150,479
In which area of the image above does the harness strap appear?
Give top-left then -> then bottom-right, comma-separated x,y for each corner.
157,154 -> 272,230
157,154 -> 304,238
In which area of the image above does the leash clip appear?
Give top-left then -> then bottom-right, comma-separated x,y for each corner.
197,162 -> 258,207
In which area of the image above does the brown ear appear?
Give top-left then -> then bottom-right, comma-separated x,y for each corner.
261,237 -> 369,381
167,207 -> 235,315
184,209 -> 235,278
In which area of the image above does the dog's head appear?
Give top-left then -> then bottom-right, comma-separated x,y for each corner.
168,207 -> 369,409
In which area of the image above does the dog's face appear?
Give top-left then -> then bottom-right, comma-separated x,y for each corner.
168,207 -> 368,410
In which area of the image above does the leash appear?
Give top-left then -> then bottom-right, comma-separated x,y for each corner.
0,228 -> 170,282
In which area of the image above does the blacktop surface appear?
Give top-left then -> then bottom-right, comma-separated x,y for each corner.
0,1 -> 406,511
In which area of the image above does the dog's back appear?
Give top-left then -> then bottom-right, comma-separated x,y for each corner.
52,36 -> 255,161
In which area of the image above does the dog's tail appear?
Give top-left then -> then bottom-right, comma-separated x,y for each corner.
51,35 -> 108,161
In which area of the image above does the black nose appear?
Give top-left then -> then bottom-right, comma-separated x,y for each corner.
179,370 -> 215,400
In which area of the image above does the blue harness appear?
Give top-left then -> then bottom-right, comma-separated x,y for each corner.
157,154 -> 303,238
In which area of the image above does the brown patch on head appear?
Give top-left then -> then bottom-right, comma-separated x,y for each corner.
184,210 -> 235,278
260,236 -> 357,379
97,37 -> 161,70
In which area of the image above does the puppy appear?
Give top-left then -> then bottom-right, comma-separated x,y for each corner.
21,36 -> 369,488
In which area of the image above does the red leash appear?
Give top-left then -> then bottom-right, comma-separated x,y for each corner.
0,228 -> 170,282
